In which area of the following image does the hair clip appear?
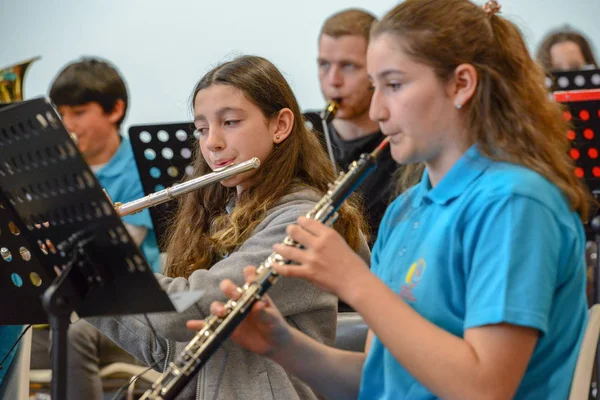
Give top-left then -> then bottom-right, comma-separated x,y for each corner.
483,0 -> 501,16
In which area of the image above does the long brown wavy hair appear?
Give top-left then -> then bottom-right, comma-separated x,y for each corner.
164,56 -> 366,278
373,0 -> 591,221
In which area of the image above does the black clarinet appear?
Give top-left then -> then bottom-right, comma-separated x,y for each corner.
140,137 -> 390,400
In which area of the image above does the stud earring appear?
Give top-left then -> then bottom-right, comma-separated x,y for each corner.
456,104 -> 462,110
275,135 -> 280,140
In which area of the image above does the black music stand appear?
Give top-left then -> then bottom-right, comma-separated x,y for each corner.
128,122 -> 197,250
0,98 -> 203,399
556,89 -> 600,393
548,68 -> 600,92
555,89 -> 600,196
555,89 -> 600,295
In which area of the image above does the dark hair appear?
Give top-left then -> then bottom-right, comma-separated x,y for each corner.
164,55 -> 366,278
536,27 -> 599,72
373,0 -> 590,220
49,58 -> 128,128
320,8 -> 377,42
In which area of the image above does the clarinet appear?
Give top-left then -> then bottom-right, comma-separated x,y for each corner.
140,137 -> 390,400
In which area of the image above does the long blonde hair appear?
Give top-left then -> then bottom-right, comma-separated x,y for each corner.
374,0 -> 591,220
164,56 -> 366,278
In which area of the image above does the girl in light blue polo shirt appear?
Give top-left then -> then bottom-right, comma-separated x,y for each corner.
197,0 -> 591,399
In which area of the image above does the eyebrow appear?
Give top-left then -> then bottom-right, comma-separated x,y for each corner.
194,106 -> 244,122
368,69 -> 406,81
317,57 -> 363,66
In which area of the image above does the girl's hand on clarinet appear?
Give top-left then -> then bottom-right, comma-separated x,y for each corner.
272,216 -> 370,302
186,266 -> 292,358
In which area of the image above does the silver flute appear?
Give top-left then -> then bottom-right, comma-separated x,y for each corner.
140,138 -> 390,400
114,158 -> 260,217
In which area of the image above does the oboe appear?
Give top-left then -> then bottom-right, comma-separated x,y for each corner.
140,137 -> 390,400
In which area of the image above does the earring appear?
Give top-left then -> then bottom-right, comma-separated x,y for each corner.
275,135 -> 280,140
456,104 -> 462,109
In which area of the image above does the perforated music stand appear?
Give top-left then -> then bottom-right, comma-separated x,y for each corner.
554,89 -> 600,194
555,89 -> 600,389
0,98 -> 203,399
128,122 -> 197,250
548,68 -> 600,92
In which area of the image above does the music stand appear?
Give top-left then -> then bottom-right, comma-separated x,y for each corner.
0,98 -> 203,399
554,89 -> 600,196
555,89 -> 600,391
128,122 -> 197,250
548,68 -> 600,92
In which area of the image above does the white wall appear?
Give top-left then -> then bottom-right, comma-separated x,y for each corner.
2,0 -> 599,134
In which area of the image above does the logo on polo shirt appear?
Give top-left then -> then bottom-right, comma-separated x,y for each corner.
399,258 -> 426,303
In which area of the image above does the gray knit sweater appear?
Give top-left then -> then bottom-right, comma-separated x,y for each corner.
88,188 -> 370,399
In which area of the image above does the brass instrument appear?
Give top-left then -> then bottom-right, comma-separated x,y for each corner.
114,158 -> 261,216
321,100 -> 340,173
140,138 -> 390,400
0,57 -> 41,104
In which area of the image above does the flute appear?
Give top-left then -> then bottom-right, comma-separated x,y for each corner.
113,158 -> 261,216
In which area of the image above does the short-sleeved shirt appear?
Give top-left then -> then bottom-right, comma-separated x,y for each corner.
96,137 -> 160,271
358,145 -> 588,399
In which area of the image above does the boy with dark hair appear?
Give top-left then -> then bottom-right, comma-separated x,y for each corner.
31,58 -> 158,400
49,58 -> 159,268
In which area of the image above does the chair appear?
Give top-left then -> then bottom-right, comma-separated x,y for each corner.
0,327 -> 32,400
30,361 -> 161,399
568,304 -> 600,400
101,363 -> 161,400
334,312 -> 369,353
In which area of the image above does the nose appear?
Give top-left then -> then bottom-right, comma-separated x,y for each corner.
327,66 -> 344,88
202,127 -> 226,153
369,88 -> 389,123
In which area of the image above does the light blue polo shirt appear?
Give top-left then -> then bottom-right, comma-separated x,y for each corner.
358,145 -> 587,399
96,137 -> 160,272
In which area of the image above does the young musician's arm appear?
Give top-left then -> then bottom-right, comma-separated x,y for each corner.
86,313 -> 174,370
270,329 -> 376,399
268,327 -> 367,400
347,275 -> 538,400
